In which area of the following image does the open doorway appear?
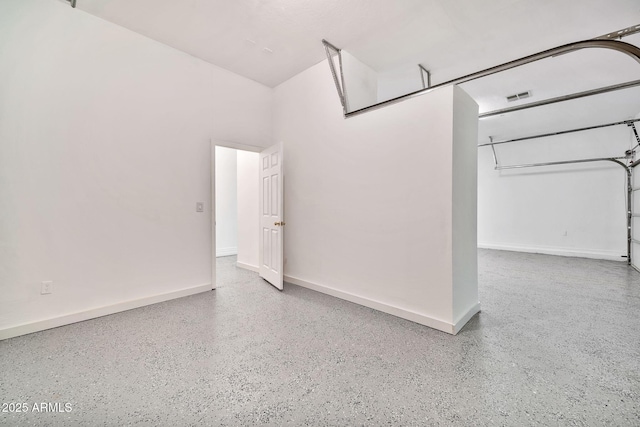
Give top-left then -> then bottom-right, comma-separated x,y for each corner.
214,145 -> 261,288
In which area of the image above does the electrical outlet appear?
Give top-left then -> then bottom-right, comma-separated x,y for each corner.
41,281 -> 53,295
196,202 -> 204,213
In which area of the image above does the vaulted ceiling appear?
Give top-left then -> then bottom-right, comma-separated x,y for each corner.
77,0 -> 640,142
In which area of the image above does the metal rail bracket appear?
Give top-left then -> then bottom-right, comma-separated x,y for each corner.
322,39 -> 346,114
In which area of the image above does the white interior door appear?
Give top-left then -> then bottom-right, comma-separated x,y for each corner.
259,142 -> 284,290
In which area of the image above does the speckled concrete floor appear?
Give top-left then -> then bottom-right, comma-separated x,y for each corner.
1,250 -> 639,426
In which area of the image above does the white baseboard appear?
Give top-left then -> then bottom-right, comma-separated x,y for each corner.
236,261 -> 259,273
453,303 -> 481,334
0,283 -> 212,341
216,247 -> 238,257
478,242 -> 625,262
284,275 -> 472,335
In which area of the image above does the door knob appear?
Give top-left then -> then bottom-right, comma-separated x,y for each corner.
274,222 -> 286,226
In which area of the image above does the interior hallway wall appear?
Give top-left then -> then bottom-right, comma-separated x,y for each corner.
274,59 -> 479,334
341,51 -> 378,112
236,151 -> 260,270
0,0 -> 272,339
377,65 -> 424,104
215,147 -> 238,257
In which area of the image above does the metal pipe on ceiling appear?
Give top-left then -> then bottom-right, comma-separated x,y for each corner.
596,24 -> 640,41
477,118 -> 640,147
342,39 -> 640,118
494,156 -> 627,170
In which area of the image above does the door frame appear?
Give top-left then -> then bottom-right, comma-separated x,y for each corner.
210,139 -> 264,290
632,167 -> 640,272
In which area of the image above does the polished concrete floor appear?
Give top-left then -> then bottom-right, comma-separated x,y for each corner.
1,250 -> 639,426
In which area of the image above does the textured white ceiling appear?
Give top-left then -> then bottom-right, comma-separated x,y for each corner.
77,0 -> 640,88
78,0 -> 435,87
77,0 -> 640,142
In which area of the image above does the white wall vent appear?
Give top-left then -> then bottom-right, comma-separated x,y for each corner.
506,91 -> 532,102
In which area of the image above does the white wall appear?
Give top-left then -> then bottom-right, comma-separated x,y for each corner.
0,0 -> 272,339
367,54 -> 636,262
236,151 -> 260,270
215,147 -> 238,257
341,51 -> 378,113
274,59 -> 479,334
478,125 -> 635,260
377,65 -> 424,104
452,87 -> 480,325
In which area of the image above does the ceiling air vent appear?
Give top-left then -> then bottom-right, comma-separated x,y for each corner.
506,90 -> 532,102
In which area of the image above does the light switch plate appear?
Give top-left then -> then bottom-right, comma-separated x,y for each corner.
196,202 -> 204,212
41,281 -> 53,295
